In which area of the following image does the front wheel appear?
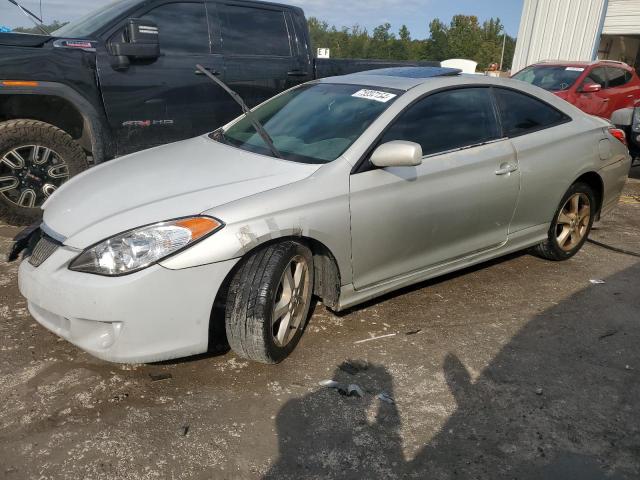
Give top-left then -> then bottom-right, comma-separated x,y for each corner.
0,119 -> 88,225
225,241 -> 314,364
532,182 -> 596,261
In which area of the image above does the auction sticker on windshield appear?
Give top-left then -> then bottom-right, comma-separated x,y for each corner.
565,67 -> 585,72
352,89 -> 397,103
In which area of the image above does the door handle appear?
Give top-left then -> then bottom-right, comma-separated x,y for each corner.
495,164 -> 518,176
287,70 -> 308,77
195,67 -> 220,76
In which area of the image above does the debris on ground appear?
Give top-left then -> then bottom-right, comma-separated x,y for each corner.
110,392 -> 129,403
318,380 -> 364,398
625,365 -> 632,371
405,329 -> 422,335
535,388 -> 543,395
590,279 -> 606,285
179,425 -> 190,437
599,330 -> 618,340
377,392 -> 395,404
354,333 -> 397,344
149,372 -> 173,382
339,360 -> 369,375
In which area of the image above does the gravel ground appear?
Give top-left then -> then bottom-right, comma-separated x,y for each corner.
0,170 -> 639,480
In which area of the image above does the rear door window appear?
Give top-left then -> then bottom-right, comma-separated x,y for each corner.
494,88 -> 569,137
141,2 -> 210,55
219,4 -> 291,56
379,87 -> 500,156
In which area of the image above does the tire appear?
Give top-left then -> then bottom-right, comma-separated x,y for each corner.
532,182 -> 596,261
225,241 -> 314,364
0,119 -> 88,225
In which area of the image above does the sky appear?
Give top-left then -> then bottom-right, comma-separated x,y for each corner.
1,0 -> 525,37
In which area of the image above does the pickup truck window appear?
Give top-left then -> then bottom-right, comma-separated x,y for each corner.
53,0 -> 142,38
219,83 -> 401,164
219,5 -> 291,57
142,2 -> 210,55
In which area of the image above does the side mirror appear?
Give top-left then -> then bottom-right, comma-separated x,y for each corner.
370,141 -> 423,168
580,82 -> 602,93
110,18 -> 160,62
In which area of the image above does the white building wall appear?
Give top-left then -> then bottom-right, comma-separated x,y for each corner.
512,0 -> 608,73
603,0 -> 640,35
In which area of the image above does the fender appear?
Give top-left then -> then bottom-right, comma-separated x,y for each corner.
0,81 -> 115,163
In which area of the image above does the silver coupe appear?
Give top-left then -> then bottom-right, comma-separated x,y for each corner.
17,67 -> 631,364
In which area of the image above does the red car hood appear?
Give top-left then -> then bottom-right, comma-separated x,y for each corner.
553,90 -> 570,100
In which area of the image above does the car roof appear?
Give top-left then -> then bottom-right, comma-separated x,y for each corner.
318,66 -> 464,91
531,59 -> 632,69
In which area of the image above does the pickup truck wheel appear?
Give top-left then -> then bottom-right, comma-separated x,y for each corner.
532,182 -> 596,261
0,119 -> 88,225
225,241 -> 314,364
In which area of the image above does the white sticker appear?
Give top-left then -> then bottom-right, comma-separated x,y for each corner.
352,89 -> 397,103
565,67 -> 585,72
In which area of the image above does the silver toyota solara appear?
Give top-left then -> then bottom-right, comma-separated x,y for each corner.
17,67 -> 631,364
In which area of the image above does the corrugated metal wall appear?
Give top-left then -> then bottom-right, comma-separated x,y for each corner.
603,0 -> 640,35
512,0 -> 608,73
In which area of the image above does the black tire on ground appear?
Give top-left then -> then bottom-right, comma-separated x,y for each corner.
0,119 -> 88,225
532,182 -> 596,261
225,241 -> 314,364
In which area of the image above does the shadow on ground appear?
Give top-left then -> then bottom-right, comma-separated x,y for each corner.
265,263 -> 640,479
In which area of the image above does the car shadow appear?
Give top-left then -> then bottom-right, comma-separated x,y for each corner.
629,164 -> 640,180
263,263 -> 640,479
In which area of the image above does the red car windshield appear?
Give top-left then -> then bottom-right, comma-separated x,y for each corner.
513,65 -> 585,92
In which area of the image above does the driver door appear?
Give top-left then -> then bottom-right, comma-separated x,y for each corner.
97,0 -> 226,155
349,87 -> 520,290
574,66 -> 610,117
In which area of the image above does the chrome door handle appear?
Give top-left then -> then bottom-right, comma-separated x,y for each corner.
495,164 -> 518,175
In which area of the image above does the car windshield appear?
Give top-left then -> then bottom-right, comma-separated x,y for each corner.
52,0 -> 140,38
217,83 -> 402,164
513,65 -> 585,91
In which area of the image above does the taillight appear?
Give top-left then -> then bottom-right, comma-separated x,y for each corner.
609,127 -> 627,145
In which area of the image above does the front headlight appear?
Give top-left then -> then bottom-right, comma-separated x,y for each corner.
69,216 -> 223,276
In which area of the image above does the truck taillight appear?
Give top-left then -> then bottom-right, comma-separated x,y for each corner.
609,127 -> 627,146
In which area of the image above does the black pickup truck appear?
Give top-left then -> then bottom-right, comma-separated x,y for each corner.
0,0 -> 436,224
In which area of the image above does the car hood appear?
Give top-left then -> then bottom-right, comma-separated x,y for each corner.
553,90 -> 570,100
43,136 -> 321,248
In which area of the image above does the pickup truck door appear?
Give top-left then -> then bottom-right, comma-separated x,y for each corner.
213,2 -> 310,114
349,87 -> 520,290
96,0 -> 226,156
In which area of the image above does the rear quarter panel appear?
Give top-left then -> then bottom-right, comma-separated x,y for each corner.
508,116 -> 603,232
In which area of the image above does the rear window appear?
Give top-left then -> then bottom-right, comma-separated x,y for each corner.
512,65 -> 584,92
494,88 -> 569,137
219,5 -> 291,56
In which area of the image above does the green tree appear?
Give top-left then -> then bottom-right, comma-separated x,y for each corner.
12,20 -> 67,34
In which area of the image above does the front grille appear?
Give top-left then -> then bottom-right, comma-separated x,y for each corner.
28,236 -> 59,267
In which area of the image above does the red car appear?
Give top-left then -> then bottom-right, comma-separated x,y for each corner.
512,60 -> 640,119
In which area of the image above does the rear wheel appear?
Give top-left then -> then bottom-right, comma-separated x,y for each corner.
532,182 -> 596,261
225,241 -> 314,364
0,119 -> 88,225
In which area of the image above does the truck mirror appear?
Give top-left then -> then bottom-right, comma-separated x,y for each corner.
110,19 -> 160,61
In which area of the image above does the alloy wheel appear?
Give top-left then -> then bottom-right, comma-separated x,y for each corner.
0,145 -> 69,208
555,193 -> 591,252
271,254 -> 311,348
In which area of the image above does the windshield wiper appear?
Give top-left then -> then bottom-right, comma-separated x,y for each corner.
196,64 -> 282,159
6,0 -> 50,35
